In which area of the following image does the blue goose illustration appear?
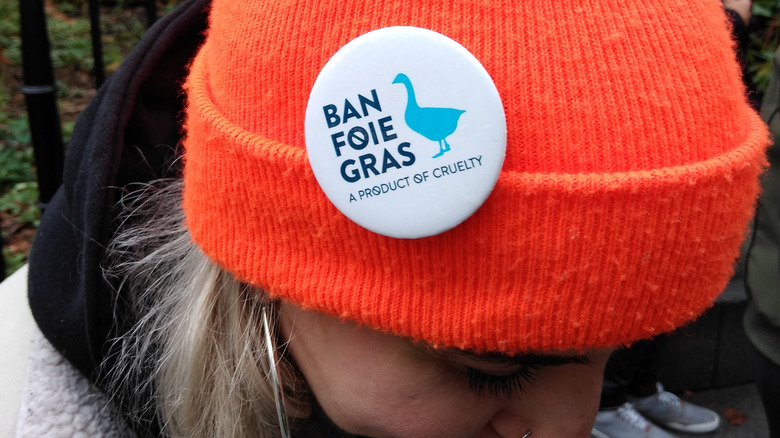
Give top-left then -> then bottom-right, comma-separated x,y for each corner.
392,73 -> 465,158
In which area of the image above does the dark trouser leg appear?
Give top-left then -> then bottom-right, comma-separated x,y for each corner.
750,343 -> 780,438
601,338 -> 662,409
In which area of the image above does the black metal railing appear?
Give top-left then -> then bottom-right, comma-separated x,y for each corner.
19,0 -> 64,209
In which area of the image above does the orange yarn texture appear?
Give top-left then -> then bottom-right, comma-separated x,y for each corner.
183,0 -> 769,353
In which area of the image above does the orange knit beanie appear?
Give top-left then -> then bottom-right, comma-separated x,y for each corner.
183,0 -> 769,353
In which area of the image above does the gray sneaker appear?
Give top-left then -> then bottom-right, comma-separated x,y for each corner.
592,403 -> 677,438
631,384 -> 720,433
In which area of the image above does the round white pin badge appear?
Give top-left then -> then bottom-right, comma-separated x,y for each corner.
305,26 -> 506,239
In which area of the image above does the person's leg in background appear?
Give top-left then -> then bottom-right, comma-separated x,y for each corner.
744,43 -> 780,438
594,339 -> 677,438
593,338 -> 720,438
749,341 -> 780,438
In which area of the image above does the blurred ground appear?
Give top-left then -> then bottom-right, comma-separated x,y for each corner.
679,383 -> 768,438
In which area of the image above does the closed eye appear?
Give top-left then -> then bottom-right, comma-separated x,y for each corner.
463,365 -> 538,398
410,342 -> 593,398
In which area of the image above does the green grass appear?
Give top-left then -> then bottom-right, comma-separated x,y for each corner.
749,1 -> 780,94
0,182 -> 39,229
0,97 -> 38,276
0,123 -> 39,277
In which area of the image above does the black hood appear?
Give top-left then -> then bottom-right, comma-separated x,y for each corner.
28,0 -> 209,379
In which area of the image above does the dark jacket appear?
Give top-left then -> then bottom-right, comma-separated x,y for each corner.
745,46 -> 780,366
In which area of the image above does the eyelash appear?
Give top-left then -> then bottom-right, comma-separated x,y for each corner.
464,365 -> 539,398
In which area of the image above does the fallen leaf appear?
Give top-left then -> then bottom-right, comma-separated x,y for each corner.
723,407 -> 748,426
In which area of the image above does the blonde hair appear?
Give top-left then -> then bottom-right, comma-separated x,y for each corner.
103,180 -> 310,437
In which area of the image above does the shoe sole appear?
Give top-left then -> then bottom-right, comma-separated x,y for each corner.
661,418 -> 720,434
